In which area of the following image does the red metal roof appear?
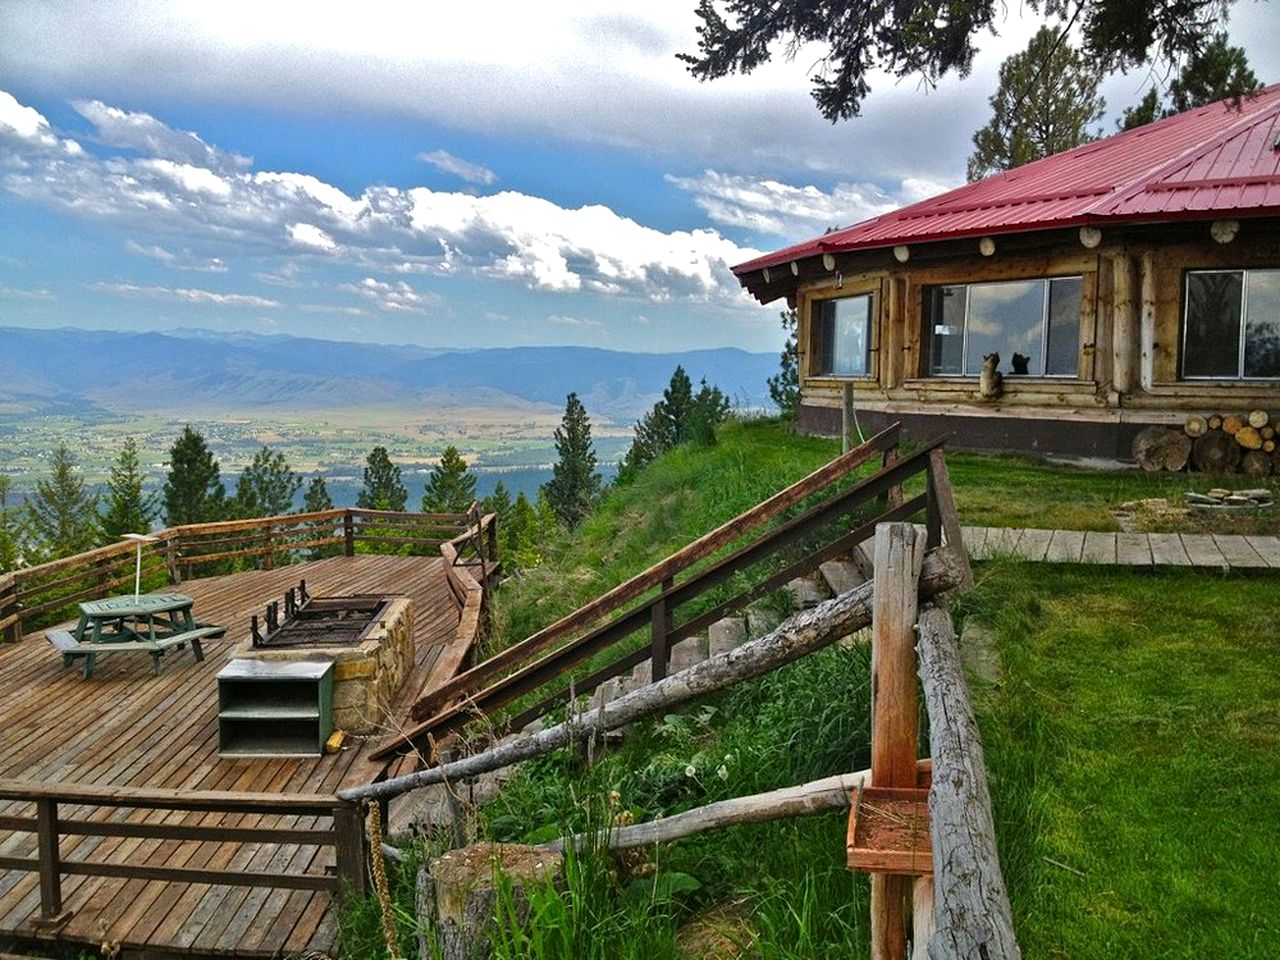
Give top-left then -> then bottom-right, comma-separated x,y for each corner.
734,84 -> 1280,276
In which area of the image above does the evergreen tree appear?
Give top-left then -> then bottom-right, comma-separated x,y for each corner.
163,426 -> 226,526
767,308 -> 801,418
480,480 -> 512,524
660,365 -> 695,448
422,446 -> 477,513
302,475 -> 334,513
1121,34 -> 1261,130
356,446 -> 407,512
26,444 -> 98,559
542,393 -> 602,529
233,446 -> 302,518
682,0 -> 1243,123
505,491 -> 539,568
690,378 -> 730,446
0,475 -> 21,572
967,27 -> 1105,181
98,436 -> 158,542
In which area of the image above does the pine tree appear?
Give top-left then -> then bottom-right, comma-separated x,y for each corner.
26,444 -> 98,559
767,308 -> 801,417
480,480 -> 512,523
356,446 -> 407,512
967,27 -> 1105,181
660,365 -> 695,447
233,446 -> 302,518
302,476 -> 334,513
505,491 -> 539,568
542,393 -> 602,529
98,436 -> 158,542
422,446 -> 477,514
690,378 -> 730,446
0,475 -> 21,572
162,426 -> 227,526
1120,34 -> 1261,130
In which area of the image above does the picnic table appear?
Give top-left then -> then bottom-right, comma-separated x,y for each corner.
46,593 -> 225,679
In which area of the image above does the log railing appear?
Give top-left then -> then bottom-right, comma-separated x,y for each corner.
0,781 -> 368,929
0,507 -> 490,643
374,425 -> 969,762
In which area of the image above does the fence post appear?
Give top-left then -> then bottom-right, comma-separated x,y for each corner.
1,576 -> 20,643
262,523 -> 274,571
32,798 -> 70,928
333,801 -> 368,901
869,522 -> 927,960
343,511 -> 355,557
649,577 -> 674,681
841,381 -> 857,453
487,515 -> 499,566
164,535 -> 182,585
881,444 -> 903,509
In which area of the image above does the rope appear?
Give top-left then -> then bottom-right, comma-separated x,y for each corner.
365,800 -> 402,960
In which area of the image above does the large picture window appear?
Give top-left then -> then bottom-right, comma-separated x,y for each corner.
1183,269 -> 1280,379
813,293 -> 874,377
925,277 -> 1081,377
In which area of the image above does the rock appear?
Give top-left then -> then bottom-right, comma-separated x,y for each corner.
708,617 -> 747,657
1207,488 -> 1231,499
819,559 -> 864,596
785,575 -> 829,610
670,635 -> 707,673
745,604 -> 781,638
1184,493 -> 1216,505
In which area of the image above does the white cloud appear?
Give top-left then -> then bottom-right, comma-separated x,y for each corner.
72,99 -> 250,171
0,90 -> 59,147
417,149 -> 497,186
339,277 -> 437,313
288,222 -> 337,251
124,240 -> 228,272
546,314 -> 603,329
666,169 -> 963,241
0,284 -> 54,300
0,90 -> 761,305
90,282 -> 280,308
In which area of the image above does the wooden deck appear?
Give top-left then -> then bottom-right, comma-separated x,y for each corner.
0,554 -> 462,958
962,526 -> 1280,570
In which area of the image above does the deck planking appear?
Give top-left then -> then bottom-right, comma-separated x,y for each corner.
0,554 -> 462,959
963,527 -> 1280,573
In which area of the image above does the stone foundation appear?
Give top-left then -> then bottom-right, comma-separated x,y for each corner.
233,597 -> 414,734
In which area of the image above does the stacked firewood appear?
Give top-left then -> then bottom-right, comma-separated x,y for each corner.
1132,410 -> 1277,475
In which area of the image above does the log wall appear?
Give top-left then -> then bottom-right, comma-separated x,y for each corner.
791,219 -> 1280,452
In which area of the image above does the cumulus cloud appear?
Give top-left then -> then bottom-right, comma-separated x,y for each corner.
72,99 -> 249,171
417,149 -> 497,186
339,277 -> 438,313
666,169 -> 962,241
0,90 -> 761,305
90,282 -> 280,307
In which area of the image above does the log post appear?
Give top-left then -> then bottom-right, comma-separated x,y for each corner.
912,873 -> 935,960
1139,250 -> 1157,391
917,605 -> 1021,960
870,523 -> 928,960
1111,254 -> 1138,396
842,381 -> 857,453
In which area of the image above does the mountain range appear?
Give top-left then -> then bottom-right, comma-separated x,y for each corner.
0,327 -> 778,422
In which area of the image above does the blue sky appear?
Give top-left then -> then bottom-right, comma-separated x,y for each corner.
0,1 -> 1275,353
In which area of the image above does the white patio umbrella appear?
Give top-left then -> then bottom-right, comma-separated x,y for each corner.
120,533 -> 159,600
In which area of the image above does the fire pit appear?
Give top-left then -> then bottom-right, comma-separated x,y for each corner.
232,580 -> 415,734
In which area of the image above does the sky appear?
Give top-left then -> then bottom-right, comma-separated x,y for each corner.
0,1 -> 1276,354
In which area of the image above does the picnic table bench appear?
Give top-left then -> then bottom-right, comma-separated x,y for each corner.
43,592 -> 226,679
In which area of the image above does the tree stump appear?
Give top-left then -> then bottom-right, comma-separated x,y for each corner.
1235,425 -> 1263,450
1192,430 -> 1242,474
1132,426 -> 1190,472
417,843 -> 563,960
1240,451 -> 1273,478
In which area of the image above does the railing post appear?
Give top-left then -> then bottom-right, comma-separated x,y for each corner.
333,801 -> 368,902
842,381 -> 857,453
881,444 -> 903,509
869,522 -> 927,960
32,798 -> 71,928
649,577 -> 674,681
487,515 -> 499,566
925,448 -> 972,590
343,511 -> 355,557
262,523 -> 274,571
1,577 -> 20,643
164,535 -> 182,585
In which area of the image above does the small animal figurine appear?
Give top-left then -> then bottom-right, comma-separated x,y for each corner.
979,352 -> 1003,399
1010,353 -> 1030,375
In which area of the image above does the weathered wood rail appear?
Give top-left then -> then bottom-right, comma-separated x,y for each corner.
0,782 -> 368,930
375,424 -> 968,762
0,507 -> 498,644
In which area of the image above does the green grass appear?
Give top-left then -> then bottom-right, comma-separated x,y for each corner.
958,562 -> 1280,958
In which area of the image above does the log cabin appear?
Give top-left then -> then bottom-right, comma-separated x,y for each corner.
734,85 -> 1280,458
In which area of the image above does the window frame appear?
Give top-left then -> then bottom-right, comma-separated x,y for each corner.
1181,268 -> 1280,381
923,276 -> 1083,379
807,286 -> 878,381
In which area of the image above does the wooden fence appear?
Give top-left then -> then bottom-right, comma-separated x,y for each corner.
0,507 -> 493,644
0,781 -> 367,929
375,424 -> 968,762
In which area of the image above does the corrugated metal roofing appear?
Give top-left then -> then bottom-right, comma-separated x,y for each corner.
734,84 -> 1280,276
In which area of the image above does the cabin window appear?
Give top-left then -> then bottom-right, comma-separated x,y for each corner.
925,277 -> 1081,377
1183,269 -> 1280,379
813,293 -> 874,377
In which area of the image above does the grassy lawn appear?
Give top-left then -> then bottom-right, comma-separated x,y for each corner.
960,562 -> 1280,958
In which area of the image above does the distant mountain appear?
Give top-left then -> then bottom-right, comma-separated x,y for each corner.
0,327 -> 777,422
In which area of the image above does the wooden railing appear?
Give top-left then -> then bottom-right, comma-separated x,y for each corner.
0,507 -> 486,643
373,425 -> 968,762
0,781 -> 368,928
